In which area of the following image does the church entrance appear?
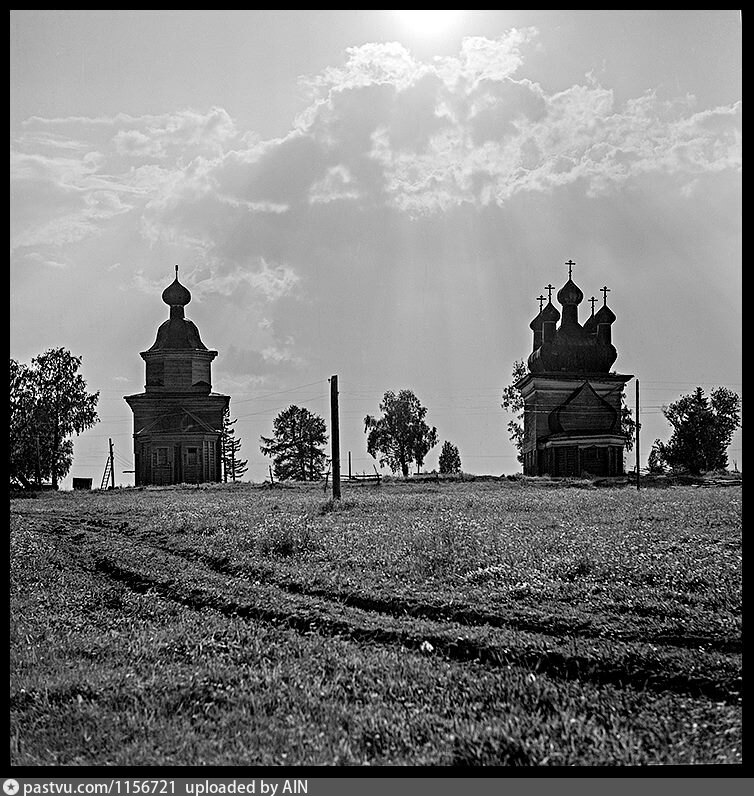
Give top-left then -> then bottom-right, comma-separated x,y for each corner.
182,445 -> 202,484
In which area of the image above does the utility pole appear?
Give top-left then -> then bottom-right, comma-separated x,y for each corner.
109,438 -> 116,489
330,375 -> 341,500
348,451 -> 352,480
635,379 -> 641,491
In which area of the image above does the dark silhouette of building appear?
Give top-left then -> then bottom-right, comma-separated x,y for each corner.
516,261 -> 632,477
125,267 -> 229,485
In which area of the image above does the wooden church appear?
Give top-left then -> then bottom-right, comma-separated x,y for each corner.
124,267 -> 229,486
515,261 -> 633,477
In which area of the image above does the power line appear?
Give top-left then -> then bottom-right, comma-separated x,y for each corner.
221,380 -> 328,405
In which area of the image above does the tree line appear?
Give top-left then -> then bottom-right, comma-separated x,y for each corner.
9,348 -> 741,488
258,390 -> 462,482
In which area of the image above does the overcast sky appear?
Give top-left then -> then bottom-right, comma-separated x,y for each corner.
10,10 -> 742,487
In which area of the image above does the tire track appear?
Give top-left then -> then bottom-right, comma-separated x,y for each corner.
92,552 -> 741,706
20,512 -> 742,705
152,542 -> 741,655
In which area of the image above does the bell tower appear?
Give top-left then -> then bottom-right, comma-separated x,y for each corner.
125,267 -> 230,485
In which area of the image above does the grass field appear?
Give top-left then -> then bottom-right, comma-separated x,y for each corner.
9,477 -> 742,766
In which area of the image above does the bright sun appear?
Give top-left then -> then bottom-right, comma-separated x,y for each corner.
395,10 -> 463,37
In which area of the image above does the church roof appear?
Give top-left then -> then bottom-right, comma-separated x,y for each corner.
548,382 -> 619,434
527,263 -> 618,374
148,318 -> 207,351
528,329 -> 617,373
594,302 -> 616,325
147,267 -> 208,351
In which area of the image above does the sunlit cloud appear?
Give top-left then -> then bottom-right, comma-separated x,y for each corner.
11,32 -> 741,275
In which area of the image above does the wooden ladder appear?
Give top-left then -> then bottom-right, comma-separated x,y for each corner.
100,456 -> 112,490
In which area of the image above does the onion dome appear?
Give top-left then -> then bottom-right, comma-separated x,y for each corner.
528,332 -> 616,373
583,298 -> 598,336
529,291 -> 616,372
526,267 -> 619,375
529,309 -> 543,353
556,274 -> 583,331
162,275 -> 191,307
538,300 -> 561,347
540,301 -> 560,323
594,300 -> 617,351
557,278 -> 583,307
594,303 -> 616,325
147,267 -> 207,351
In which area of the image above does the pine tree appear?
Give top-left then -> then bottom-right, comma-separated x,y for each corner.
260,405 -> 328,481
647,440 -> 666,475
438,441 -> 462,474
221,408 -> 248,482
656,387 -> 740,474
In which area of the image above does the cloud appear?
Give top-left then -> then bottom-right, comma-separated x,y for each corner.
267,35 -> 741,217
10,157 -> 133,252
218,342 -> 303,386
309,165 -> 361,204
13,33 -> 740,254
301,41 -> 426,95
445,30 -> 536,85
22,251 -> 68,269
191,259 -> 300,303
10,31 -> 741,377
10,148 -> 104,185
113,129 -> 164,158
10,109 -> 241,258
22,108 -> 239,157
111,107 -> 238,160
